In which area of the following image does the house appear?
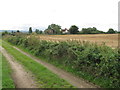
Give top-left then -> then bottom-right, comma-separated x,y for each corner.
61,28 -> 69,34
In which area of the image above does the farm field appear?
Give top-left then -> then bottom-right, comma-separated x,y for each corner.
37,34 -> 118,48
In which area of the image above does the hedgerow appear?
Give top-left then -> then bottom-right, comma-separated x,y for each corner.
4,34 -> 120,88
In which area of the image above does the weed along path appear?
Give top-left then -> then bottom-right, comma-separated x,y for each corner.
0,46 -> 38,88
13,46 -> 99,88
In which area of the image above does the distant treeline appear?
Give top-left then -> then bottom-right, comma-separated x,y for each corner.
1,24 -> 120,36
44,24 -> 119,35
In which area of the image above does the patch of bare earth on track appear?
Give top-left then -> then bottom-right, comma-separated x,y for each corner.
13,46 -> 100,88
0,46 -> 38,88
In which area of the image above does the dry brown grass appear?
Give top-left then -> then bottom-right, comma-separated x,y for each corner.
36,34 -> 118,48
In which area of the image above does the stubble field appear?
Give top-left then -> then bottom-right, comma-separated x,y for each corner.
37,34 -> 118,48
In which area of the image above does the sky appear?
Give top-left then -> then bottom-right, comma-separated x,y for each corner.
0,0 -> 119,31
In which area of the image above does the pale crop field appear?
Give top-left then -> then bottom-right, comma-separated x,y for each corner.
36,34 -> 118,48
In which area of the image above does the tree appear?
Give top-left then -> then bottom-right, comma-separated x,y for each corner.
17,30 -> 20,33
2,31 -> 9,36
69,25 -> 79,34
29,27 -> 32,34
118,31 -> 120,33
35,29 -> 39,34
11,31 -> 14,34
39,30 -> 43,34
45,24 -> 61,34
107,28 -> 115,34
81,28 -> 91,34
81,27 -> 105,34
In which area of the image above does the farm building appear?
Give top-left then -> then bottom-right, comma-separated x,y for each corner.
61,28 -> 69,34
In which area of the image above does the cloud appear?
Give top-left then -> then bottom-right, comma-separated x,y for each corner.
0,0 -> 119,31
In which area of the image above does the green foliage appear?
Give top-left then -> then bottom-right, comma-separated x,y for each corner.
39,30 -> 43,34
107,28 -> 116,34
118,31 -> 120,33
2,31 -> 9,36
5,35 -> 120,88
69,25 -> 79,34
29,27 -> 32,34
81,27 -> 105,34
35,29 -> 39,34
35,29 -> 43,34
44,24 -> 61,34
17,30 -> 20,33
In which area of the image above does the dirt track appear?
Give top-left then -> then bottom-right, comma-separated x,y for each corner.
0,46 -> 38,88
13,46 -> 99,88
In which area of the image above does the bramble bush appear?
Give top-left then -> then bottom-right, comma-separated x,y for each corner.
4,34 -> 120,88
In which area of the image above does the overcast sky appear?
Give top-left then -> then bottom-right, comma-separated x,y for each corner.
0,0 -> 119,31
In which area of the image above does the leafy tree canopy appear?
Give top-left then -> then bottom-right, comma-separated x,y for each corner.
45,24 -> 61,34
69,25 -> 79,34
81,27 -> 105,34
107,28 -> 115,34
29,27 -> 32,34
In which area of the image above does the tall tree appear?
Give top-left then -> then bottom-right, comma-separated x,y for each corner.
45,24 -> 61,34
107,28 -> 115,34
29,27 -> 32,34
17,30 -> 20,33
69,25 -> 79,34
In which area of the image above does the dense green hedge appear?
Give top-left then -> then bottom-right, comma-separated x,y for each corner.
4,35 -> 120,88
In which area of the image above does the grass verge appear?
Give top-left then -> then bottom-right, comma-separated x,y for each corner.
1,53 -> 15,88
2,41 -> 74,88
